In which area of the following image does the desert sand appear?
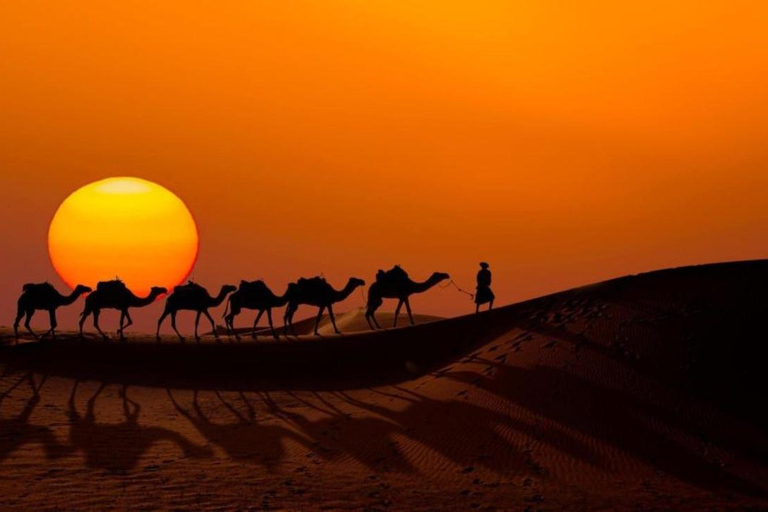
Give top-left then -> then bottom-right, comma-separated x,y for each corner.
0,261 -> 766,510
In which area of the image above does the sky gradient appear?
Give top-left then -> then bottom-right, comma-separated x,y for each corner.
1,1 -> 767,332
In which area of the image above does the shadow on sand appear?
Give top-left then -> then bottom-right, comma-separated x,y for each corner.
0,363 -> 765,499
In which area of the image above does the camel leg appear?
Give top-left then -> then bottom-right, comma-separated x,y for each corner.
194,311 -> 202,342
46,309 -> 58,340
289,308 -> 297,336
225,303 -> 240,339
327,304 -> 340,334
224,314 -> 231,337
285,304 -> 298,336
24,310 -> 38,339
266,309 -> 278,340
365,307 -> 380,330
157,309 -> 171,341
79,309 -> 90,339
475,303 -> 480,314
171,311 -> 184,341
123,310 -> 134,332
252,309 -> 264,338
93,310 -> 108,340
313,306 -> 325,336
228,306 -> 241,340
203,310 -> 218,340
489,299 -> 494,311
393,300 -> 403,327
119,310 -> 133,340
404,298 -> 415,326
13,305 -> 26,340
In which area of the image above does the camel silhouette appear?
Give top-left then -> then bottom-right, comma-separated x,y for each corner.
156,282 -> 236,342
284,277 -> 365,336
223,281 -> 296,340
14,282 -> 92,340
365,268 -> 449,329
79,280 -> 167,340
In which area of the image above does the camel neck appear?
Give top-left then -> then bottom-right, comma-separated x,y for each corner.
61,289 -> 85,306
133,292 -> 160,307
210,287 -> 231,307
333,281 -> 359,301
412,276 -> 442,293
276,287 -> 292,306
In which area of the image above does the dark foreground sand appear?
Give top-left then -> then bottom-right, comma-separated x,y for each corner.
0,261 -> 766,510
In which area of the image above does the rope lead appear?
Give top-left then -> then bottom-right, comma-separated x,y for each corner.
442,279 -> 474,301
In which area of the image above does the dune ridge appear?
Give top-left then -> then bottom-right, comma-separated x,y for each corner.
0,260 -> 766,510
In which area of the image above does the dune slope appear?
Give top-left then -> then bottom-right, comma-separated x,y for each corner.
0,260 -> 766,510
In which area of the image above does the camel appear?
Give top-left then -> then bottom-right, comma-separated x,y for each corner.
79,280 -> 167,340
365,267 -> 450,329
284,277 -> 365,336
223,280 -> 295,340
14,282 -> 92,340
156,282 -> 236,342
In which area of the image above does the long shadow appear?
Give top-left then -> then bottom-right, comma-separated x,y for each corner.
166,388 -> 314,472
67,382 -> 212,471
331,386 -> 599,476
445,358 -> 768,498
280,390 -> 416,473
0,372 -> 71,462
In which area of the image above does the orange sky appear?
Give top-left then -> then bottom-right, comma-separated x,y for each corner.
1,1 -> 768,333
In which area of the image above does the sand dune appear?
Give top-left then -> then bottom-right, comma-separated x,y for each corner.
0,261 -> 766,510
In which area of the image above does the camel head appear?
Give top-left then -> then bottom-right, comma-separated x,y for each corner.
430,272 -> 450,284
348,277 -> 366,289
222,284 -> 237,295
74,284 -> 93,294
150,286 -> 168,297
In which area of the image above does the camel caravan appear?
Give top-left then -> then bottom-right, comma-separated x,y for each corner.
13,265 -> 464,342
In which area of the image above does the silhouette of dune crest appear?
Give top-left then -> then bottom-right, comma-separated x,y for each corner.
0,260 -> 766,509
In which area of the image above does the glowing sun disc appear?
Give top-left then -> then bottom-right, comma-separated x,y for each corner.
48,177 -> 199,296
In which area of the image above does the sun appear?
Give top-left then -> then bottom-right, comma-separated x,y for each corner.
48,177 -> 199,296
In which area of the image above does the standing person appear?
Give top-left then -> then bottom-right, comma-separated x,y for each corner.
475,262 -> 495,313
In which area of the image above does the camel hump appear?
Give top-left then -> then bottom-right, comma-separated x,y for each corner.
22,282 -> 55,295
96,279 -> 128,294
173,280 -> 205,295
298,276 -> 326,286
297,276 -> 328,292
239,280 -> 268,293
376,265 -> 409,284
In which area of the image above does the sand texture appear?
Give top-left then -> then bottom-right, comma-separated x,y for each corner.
0,261 -> 766,510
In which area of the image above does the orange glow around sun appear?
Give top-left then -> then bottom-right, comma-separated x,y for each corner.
48,177 -> 199,296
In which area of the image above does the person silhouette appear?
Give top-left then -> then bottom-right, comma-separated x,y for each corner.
475,262 -> 494,313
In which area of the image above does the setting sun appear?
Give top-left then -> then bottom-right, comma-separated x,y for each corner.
48,177 -> 199,295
